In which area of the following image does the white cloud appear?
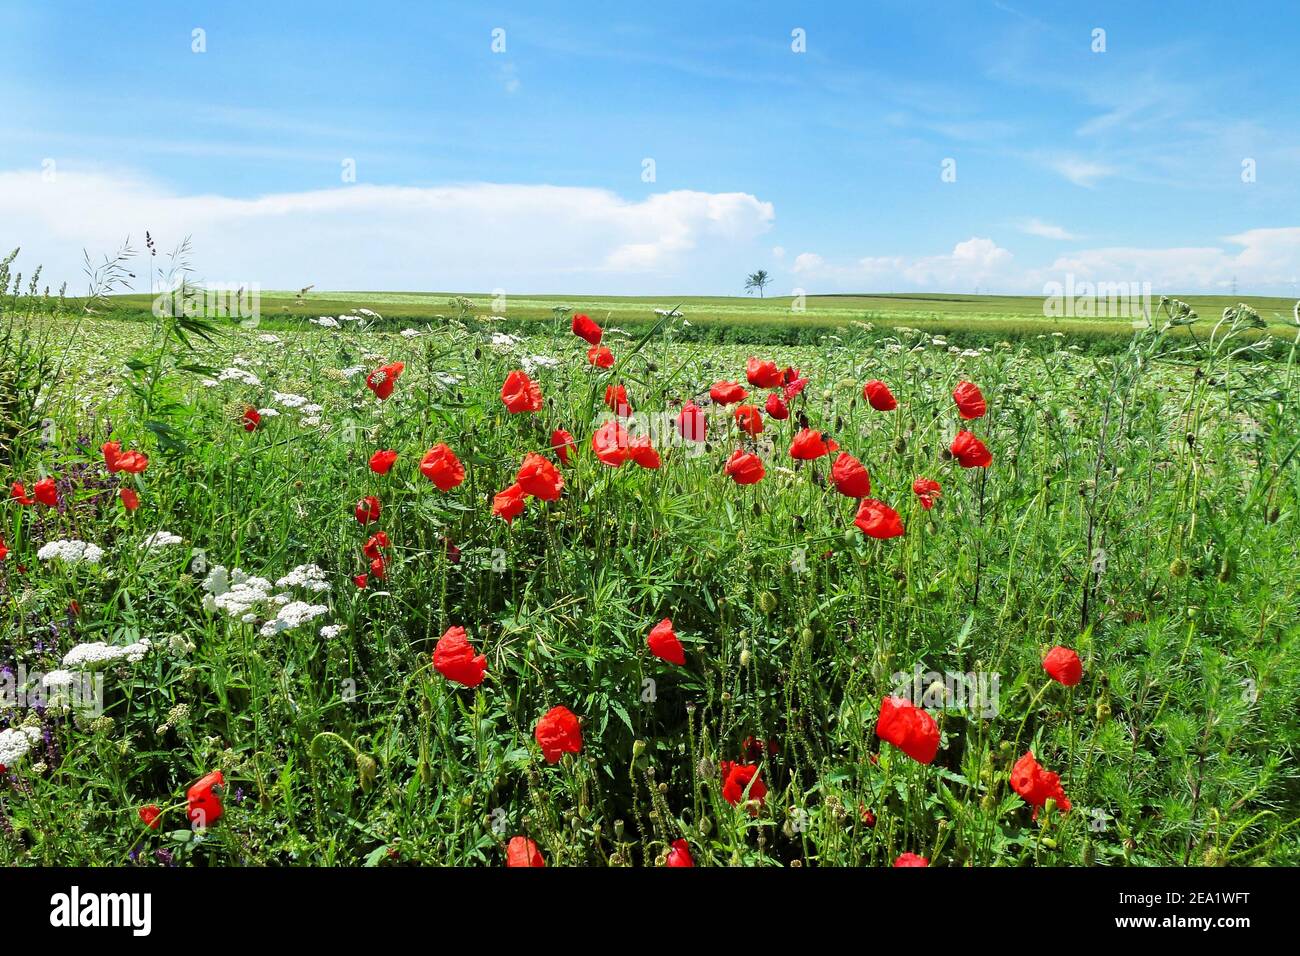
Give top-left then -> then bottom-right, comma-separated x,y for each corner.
1045,156 -> 1115,187
794,238 -> 1013,290
788,231 -> 1300,296
1018,218 -> 1077,241
0,168 -> 774,294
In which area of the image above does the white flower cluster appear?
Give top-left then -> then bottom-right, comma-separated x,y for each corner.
400,328 -> 422,338
273,391 -> 311,408
0,726 -> 42,768
61,639 -> 152,670
259,600 -> 328,637
340,365 -> 367,378
522,354 -> 559,374
216,367 -> 262,387
311,316 -> 341,328
140,531 -> 184,550
276,564 -> 331,593
491,332 -> 521,348
320,624 -> 347,639
202,566 -> 280,622
203,563 -> 331,636
37,540 -> 105,565
257,333 -> 281,344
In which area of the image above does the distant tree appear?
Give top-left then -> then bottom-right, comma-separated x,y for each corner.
744,270 -> 771,298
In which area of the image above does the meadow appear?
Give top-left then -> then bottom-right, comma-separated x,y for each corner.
2,262 -> 1298,866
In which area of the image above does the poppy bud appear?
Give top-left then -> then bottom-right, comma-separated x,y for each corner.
757,591 -> 778,614
893,436 -> 907,455
614,819 -> 625,839
1169,558 -> 1188,577
1096,699 -> 1112,722
633,739 -> 646,759
739,648 -> 751,667
356,753 -> 378,792
1042,837 -> 1057,849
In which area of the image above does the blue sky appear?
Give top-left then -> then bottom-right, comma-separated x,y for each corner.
2,0 -> 1299,296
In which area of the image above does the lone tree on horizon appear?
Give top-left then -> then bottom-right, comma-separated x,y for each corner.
744,270 -> 771,298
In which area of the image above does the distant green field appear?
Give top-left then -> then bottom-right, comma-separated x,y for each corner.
107,289 -> 1298,339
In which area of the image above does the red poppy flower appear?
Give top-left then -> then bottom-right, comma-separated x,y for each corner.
492,483 -> 527,523
102,441 -> 149,474
501,370 -> 543,413
733,404 -> 763,437
742,736 -> 779,762
665,839 -> 694,867
676,401 -> 707,442
1010,751 -> 1072,818
855,499 -> 904,539
433,625 -> 488,687
953,381 -> 986,419
789,428 -> 838,460
831,452 -> 871,497
746,357 -> 783,388
781,366 -> 801,385
517,452 -> 564,500
362,531 -> 390,560
365,361 -> 405,401
950,430 -> 992,468
10,482 -> 35,506
139,804 -> 162,830
628,435 -> 661,469
863,380 -> 897,411
506,835 -> 546,867
369,449 -> 398,475
587,345 -> 615,369
893,852 -> 929,867
355,495 -> 381,524
1042,646 -> 1083,687
353,573 -> 369,589
764,392 -> 790,420
119,487 -> 140,511
782,376 -> 810,401
420,444 -> 466,491
534,706 -> 583,763
710,381 -> 749,405
720,761 -> 767,809
604,384 -> 631,416
369,555 -> 387,580
875,696 -> 940,764
591,420 -> 631,467
912,477 -> 941,509
242,407 -> 261,431
550,429 -> 577,465
186,770 -> 224,827
33,478 -> 58,507
571,313 -> 602,346
0,537 -> 7,561
646,618 -> 685,665
723,449 -> 765,485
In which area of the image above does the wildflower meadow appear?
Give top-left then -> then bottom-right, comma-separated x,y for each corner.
2,256 -> 1297,869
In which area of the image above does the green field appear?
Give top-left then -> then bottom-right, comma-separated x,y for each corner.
102,289 -> 1300,346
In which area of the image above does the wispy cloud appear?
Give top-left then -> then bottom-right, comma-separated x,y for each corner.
1017,218 -> 1077,240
